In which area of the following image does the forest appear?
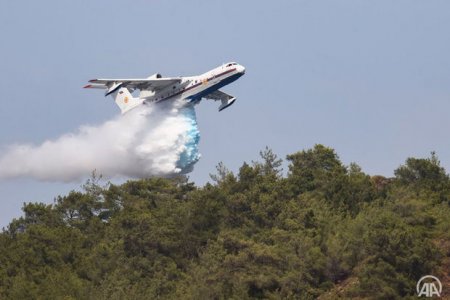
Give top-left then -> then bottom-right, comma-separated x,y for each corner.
0,144 -> 449,299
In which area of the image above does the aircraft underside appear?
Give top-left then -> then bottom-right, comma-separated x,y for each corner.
84,62 -> 245,114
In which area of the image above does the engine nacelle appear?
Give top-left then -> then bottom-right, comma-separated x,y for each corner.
147,73 -> 162,79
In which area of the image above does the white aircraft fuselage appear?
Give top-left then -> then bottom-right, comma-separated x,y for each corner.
85,62 -> 245,114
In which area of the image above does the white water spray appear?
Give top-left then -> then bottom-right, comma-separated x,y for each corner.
0,100 -> 200,182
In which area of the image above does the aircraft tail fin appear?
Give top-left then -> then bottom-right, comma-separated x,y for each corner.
111,87 -> 143,114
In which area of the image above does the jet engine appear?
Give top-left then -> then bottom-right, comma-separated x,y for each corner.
147,73 -> 163,79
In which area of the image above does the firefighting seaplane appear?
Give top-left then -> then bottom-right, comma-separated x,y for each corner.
84,62 -> 245,114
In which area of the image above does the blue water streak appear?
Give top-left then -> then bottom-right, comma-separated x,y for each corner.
177,105 -> 201,173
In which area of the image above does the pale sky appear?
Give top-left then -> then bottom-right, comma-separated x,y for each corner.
1,0 -> 450,227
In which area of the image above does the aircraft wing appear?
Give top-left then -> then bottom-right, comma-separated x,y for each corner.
203,90 -> 237,111
84,78 -> 182,95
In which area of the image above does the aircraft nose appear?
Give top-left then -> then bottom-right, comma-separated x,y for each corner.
238,65 -> 246,74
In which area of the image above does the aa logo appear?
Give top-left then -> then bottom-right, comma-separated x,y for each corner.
417,275 -> 442,298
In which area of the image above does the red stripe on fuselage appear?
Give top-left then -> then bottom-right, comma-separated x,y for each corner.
155,68 -> 236,102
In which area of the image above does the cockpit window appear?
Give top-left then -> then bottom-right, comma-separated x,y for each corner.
226,62 -> 238,67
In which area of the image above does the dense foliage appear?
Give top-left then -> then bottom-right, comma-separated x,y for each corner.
0,145 -> 449,299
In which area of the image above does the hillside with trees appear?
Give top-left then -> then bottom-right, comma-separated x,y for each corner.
0,145 -> 449,299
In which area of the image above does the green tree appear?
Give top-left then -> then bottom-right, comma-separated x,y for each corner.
0,147 -> 448,299
394,152 -> 450,203
286,144 -> 347,196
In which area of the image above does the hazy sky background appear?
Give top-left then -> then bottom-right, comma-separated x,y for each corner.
1,0 -> 450,227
